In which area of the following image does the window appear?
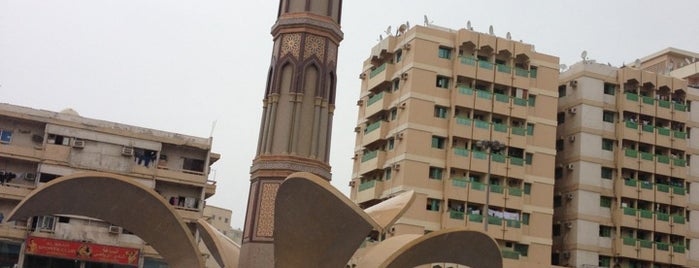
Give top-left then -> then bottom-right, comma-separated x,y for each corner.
434,106 -> 448,118
183,158 -> 205,172
558,85 -> 567,97
431,136 -> 445,149
390,108 -> 397,120
522,213 -> 530,225
552,223 -> 561,236
426,198 -> 441,211
525,153 -> 533,165
555,167 -> 563,180
523,183 -> 532,194
599,255 -> 611,268
600,196 -> 612,208
528,95 -> 536,106
392,79 -> 400,91
436,76 -> 450,88
601,167 -> 613,179
603,83 -> 616,95
385,168 -> 392,180
0,130 -> 12,144
47,134 -> 70,146
557,112 -> 565,124
556,139 -> 564,151
395,49 -> 403,63
602,138 -> 614,151
438,47 -> 451,59
603,110 -> 615,123
514,244 -> 529,257
387,138 -> 395,150
429,167 -> 443,180
554,196 -> 562,207
526,123 -> 534,135
599,225 -> 612,237
33,216 -> 56,232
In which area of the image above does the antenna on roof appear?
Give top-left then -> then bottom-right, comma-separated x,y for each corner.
385,26 -> 392,36
466,20 -> 473,30
488,25 -> 494,35
423,15 -> 433,26
406,21 -> 410,29
378,34 -> 383,41
506,32 -> 511,40
581,50 -> 588,63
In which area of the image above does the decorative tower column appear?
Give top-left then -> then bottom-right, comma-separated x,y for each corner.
239,0 -> 343,267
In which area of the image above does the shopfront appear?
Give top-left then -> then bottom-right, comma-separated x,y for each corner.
22,236 -> 139,268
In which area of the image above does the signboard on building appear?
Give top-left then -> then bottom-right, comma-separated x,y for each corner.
25,236 -> 139,266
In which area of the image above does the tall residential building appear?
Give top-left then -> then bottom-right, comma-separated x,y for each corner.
349,24 -> 559,267
239,0 -> 344,266
554,48 -> 699,268
0,103 -> 218,267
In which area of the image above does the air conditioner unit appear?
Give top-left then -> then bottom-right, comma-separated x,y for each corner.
568,107 -> 577,114
399,102 -> 407,109
354,126 -> 361,133
395,132 -> 404,140
352,154 -> 358,160
569,136 -> 576,142
403,43 -> 411,50
562,251 -> 571,258
566,193 -> 574,200
24,173 -> 36,180
389,226 -> 396,233
72,139 -> 85,149
108,225 -> 122,234
121,146 -> 134,156
569,80 -> 578,88
392,163 -> 401,170
567,164 -> 575,170
401,73 -> 409,80
356,100 -> 364,106
349,181 -> 356,187
359,73 -> 367,79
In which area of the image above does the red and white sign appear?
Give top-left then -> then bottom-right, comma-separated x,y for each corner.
25,236 -> 140,266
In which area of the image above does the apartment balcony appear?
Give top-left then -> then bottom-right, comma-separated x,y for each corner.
452,117 -> 472,139
488,184 -> 506,208
638,209 -> 654,230
505,187 -> 523,210
657,99 -> 673,119
638,239 -> 654,261
446,178 -> 469,201
489,153 -> 508,177
454,86 -> 475,108
622,121 -> 639,141
639,180 -> 654,201
671,130 -> 687,149
355,180 -> 383,204
358,150 -> 386,175
672,244 -> 688,266
656,184 -> 672,205
639,152 -> 655,173
639,124 -> 655,144
494,64 -> 513,85
0,182 -> 34,200
622,149 -> 638,168
476,60 -> 495,82
364,92 -> 391,118
450,148 -> 471,170
153,167 -> 207,185
491,123 -> 509,144
493,93 -> 510,115
176,208 -> 203,222
671,214 -> 688,235
485,216 -> 504,239
464,213 -> 484,232
367,63 -> 395,90
513,67 -> 530,89
503,218 -> 522,241
43,144 -> 71,163
640,95 -> 656,115
474,90 -> 493,111
671,185 -> 687,207
656,155 -> 672,176
511,97 -> 528,117
0,223 -> 29,240
443,210 -> 465,229
655,212 -> 672,233
362,121 -> 388,147
656,128 -> 672,148
508,157 -> 525,177
0,143 -> 44,161
467,181 -> 487,204
456,56 -> 477,78
509,127 -> 526,149
469,151 -> 489,174
622,93 -> 640,113
621,179 -> 638,199
671,157 -> 687,178
655,242 -> 672,264
672,103 -> 688,123
619,207 -> 638,228
616,237 -> 638,258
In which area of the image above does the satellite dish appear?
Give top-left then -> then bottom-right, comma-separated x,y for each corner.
467,20 -> 473,30
378,34 -> 383,41
489,25 -> 494,35
685,58 -> 692,64
634,59 -> 641,67
559,64 -> 568,71
385,26 -> 392,36
506,32 -> 511,40
397,24 -> 407,35
581,50 -> 588,62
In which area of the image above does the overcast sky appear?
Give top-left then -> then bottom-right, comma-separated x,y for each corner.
1,0 -> 698,229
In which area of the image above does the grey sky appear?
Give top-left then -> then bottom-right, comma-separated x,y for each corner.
1,0 -> 697,229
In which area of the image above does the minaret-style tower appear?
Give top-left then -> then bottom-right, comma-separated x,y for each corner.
239,0 -> 343,266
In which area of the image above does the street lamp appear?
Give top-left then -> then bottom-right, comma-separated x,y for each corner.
475,140 -> 504,231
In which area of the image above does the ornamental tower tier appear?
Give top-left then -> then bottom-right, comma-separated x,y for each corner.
239,1 -> 343,267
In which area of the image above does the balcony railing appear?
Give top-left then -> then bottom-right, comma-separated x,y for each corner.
361,150 -> 378,162
515,68 -> 529,77
658,100 -> 671,108
656,212 -> 670,221
673,131 -> 686,139
367,92 -> 384,106
673,244 -> 686,253
477,90 -> 492,100
497,64 -> 512,73
640,152 -> 654,161
474,120 -> 490,129
508,187 -> 522,196
495,93 -> 509,103
454,148 -> 469,157
625,121 -> 638,129
506,219 -> 521,228
501,250 -> 520,260
513,97 -> 527,106
657,155 -> 670,164
510,157 -> 524,166
358,180 -> 376,191
639,209 -> 653,219
624,149 -> 638,158
458,86 -> 474,95
623,207 -> 636,216
491,154 -> 506,163
656,184 -> 670,193
468,213 -> 483,223
490,184 -> 504,194
674,103 -> 687,111
672,214 -> 685,224
365,121 -> 381,134
625,92 -> 639,101
672,186 -> 685,195
624,179 -> 637,187
473,151 -> 488,160
460,56 -> 476,66
673,158 -> 686,167
642,96 -> 655,105
623,237 -> 636,246
656,242 -> 669,251
451,178 -> 468,188
642,124 -> 654,133
450,210 -> 465,220
487,216 -> 502,225
639,240 -> 653,248
493,123 -> 508,132
479,61 -> 494,69
657,128 -> 670,136
640,181 -> 653,190
456,117 -> 472,126
529,68 -> 537,78
369,63 -> 387,78
511,127 -> 525,136
471,181 -> 486,191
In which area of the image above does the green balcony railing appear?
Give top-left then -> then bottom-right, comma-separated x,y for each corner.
672,186 -> 685,195
656,184 -> 670,193
450,210 -> 465,220
624,179 -> 637,187
513,97 -> 527,106
623,237 -> 636,246
656,242 -> 669,251
495,93 -> 509,103
456,117 -> 472,126
639,209 -> 653,219
451,178 -> 468,188
672,214 -> 685,224
490,184 -> 504,194
479,61 -> 494,69
640,152 -> 654,161
365,121 -> 381,134
468,213 -> 483,222
674,103 -> 687,111
358,180 -> 376,191
497,64 -> 512,73
642,124 -> 654,133
656,212 -> 670,221
508,187 -> 522,196
475,120 -> 490,129
658,99 -> 671,108
454,148 -> 469,157
501,250 -> 520,260
369,63 -> 387,78
471,181 -> 486,191
623,207 -> 636,216
640,181 -> 653,190
487,216 -> 502,225
673,131 -> 686,139
473,151 -> 488,160
361,150 -> 378,162
673,158 -> 686,167
506,219 -> 521,228
460,56 -> 476,66
491,154 -> 506,163
657,155 -> 670,164
515,68 -> 529,77
511,127 -> 526,136
458,86 -> 474,95
625,149 -> 638,158
493,123 -> 508,132
658,127 -> 670,136
625,121 -> 638,129
529,68 -> 537,78
673,244 -> 686,253
510,157 -> 524,166
477,90 -> 492,99
642,96 -> 655,105
639,240 -> 653,249
367,92 -> 384,106
626,92 -> 639,101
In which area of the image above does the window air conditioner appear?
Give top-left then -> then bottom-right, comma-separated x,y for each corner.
24,173 -> 36,180
359,73 -> 367,79
569,136 -> 576,142
401,73 -> 409,80
108,225 -> 122,234
569,80 -> 578,88
72,139 -> 85,149
403,43 -> 411,50
568,107 -> 577,114
121,146 -> 134,156
349,181 -> 356,187
567,164 -> 575,170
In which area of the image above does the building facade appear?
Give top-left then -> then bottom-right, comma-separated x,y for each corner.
348,24 -> 559,267
0,103 -> 219,267
554,48 -> 699,268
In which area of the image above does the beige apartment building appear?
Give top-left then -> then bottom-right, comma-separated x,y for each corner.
555,48 -> 699,268
349,24 -> 560,267
0,103 -> 219,267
